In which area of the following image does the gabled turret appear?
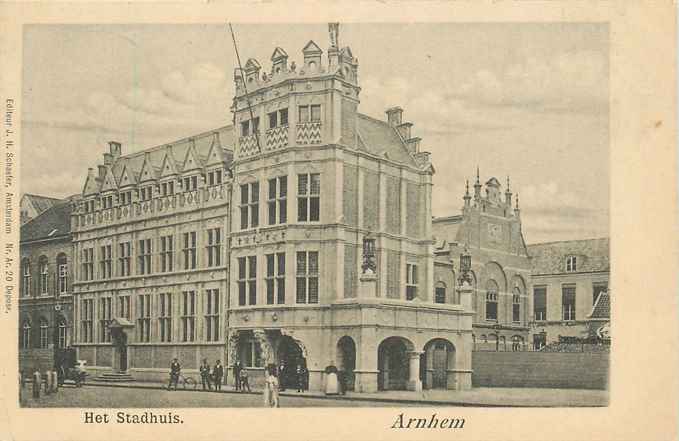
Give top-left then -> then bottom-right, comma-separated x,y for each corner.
270,47 -> 288,75
302,40 -> 322,72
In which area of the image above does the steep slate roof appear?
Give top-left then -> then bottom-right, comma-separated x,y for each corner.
355,114 -> 418,167
589,290 -> 610,320
20,200 -> 72,242
528,238 -> 610,275
94,126 -> 235,195
23,194 -> 62,213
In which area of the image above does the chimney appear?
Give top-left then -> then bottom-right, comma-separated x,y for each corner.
396,122 -> 413,140
109,141 -> 122,159
385,107 -> 403,126
405,137 -> 421,153
103,152 -> 113,165
97,164 -> 107,180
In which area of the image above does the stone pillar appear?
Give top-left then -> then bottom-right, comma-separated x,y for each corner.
359,273 -> 377,298
459,283 -> 474,313
407,351 -> 423,392
355,326 -> 378,393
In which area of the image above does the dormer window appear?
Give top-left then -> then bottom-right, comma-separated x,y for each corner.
566,256 -> 577,272
119,191 -> 132,205
83,199 -> 95,213
207,170 -> 222,187
101,195 -> 113,209
140,186 -> 153,201
182,175 -> 198,192
160,181 -> 175,196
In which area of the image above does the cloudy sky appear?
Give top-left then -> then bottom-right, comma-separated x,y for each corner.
22,23 -> 608,243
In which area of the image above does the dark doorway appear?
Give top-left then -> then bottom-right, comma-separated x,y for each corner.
116,332 -> 128,372
277,335 -> 306,390
337,336 -> 356,391
422,339 -> 456,390
377,337 -> 411,391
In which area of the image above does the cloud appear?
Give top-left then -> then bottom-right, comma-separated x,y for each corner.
453,50 -> 608,112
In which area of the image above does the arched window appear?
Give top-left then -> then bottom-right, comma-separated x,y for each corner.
21,321 -> 31,349
57,318 -> 68,348
21,259 -> 31,297
38,256 -> 49,295
39,318 -> 49,349
57,253 -> 68,295
435,282 -> 447,304
566,256 -> 577,272
485,280 -> 499,321
499,336 -> 507,351
512,286 -> 522,323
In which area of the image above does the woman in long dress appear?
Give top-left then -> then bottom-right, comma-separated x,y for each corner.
263,365 -> 280,408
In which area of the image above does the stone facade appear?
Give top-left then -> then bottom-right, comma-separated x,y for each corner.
65,27 -> 473,392
433,173 -> 532,351
527,238 -> 610,347
19,200 -> 74,375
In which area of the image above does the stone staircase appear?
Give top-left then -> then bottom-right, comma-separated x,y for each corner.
95,371 -> 135,383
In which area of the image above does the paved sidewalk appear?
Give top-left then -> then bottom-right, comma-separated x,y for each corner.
81,379 -> 608,407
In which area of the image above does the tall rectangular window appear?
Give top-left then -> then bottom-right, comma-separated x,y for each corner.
241,120 -> 250,137
240,182 -> 259,229
57,261 -> 68,294
182,232 -> 197,270
266,253 -> 286,304
512,293 -> 521,323
22,261 -> 30,297
99,297 -> 112,343
39,260 -> 48,295
119,191 -> 132,205
486,291 -> 498,321
534,286 -> 547,321
206,228 -> 222,267
237,257 -> 257,306
137,294 -> 151,342
298,105 -> 321,122
118,296 -> 131,320
101,195 -> 114,209
280,108 -> 288,125
297,173 -> 320,222
160,235 -> 174,273
81,299 -> 94,343
562,284 -> 576,321
268,176 -> 287,225
118,242 -> 131,277
99,245 -> 112,279
158,293 -> 172,342
405,264 -> 418,300
181,291 -> 196,342
82,248 -> 94,281
138,238 -> 152,275
204,289 -> 220,342
296,251 -> 319,304
566,256 -> 577,272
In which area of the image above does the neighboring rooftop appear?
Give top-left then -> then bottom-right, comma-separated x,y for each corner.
20,200 -> 73,242
354,113 -> 418,167
589,290 -> 610,320
528,237 -> 610,275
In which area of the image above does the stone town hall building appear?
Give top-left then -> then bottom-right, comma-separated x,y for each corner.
69,27 -> 473,392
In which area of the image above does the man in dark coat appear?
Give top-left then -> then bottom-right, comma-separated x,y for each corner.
200,359 -> 212,391
213,360 -> 224,391
233,361 -> 242,391
278,361 -> 287,391
168,358 -> 181,391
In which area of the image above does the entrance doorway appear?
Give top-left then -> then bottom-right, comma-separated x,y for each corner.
113,331 -> 128,372
337,336 -> 356,391
377,337 -> 413,391
422,339 -> 455,389
277,335 -> 306,390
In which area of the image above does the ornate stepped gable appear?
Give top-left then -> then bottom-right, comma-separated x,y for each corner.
79,126 -> 235,198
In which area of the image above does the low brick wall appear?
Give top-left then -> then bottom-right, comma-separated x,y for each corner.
472,351 -> 609,390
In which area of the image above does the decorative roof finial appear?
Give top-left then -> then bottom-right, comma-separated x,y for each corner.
465,180 -> 470,195
515,193 -> 520,210
329,23 -> 340,48
506,176 -> 510,191
476,166 -> 480,184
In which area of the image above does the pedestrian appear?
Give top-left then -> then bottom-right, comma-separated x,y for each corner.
263,364 -> 280,408
295,363 -> 305,393
278,361 -> 287,391
240,368 -> 251,392
200,359 -> 212,391
338,369 -> 347,395
167,358 -> 181,391
213,360 -> 224,391
233,361 -> 242,391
